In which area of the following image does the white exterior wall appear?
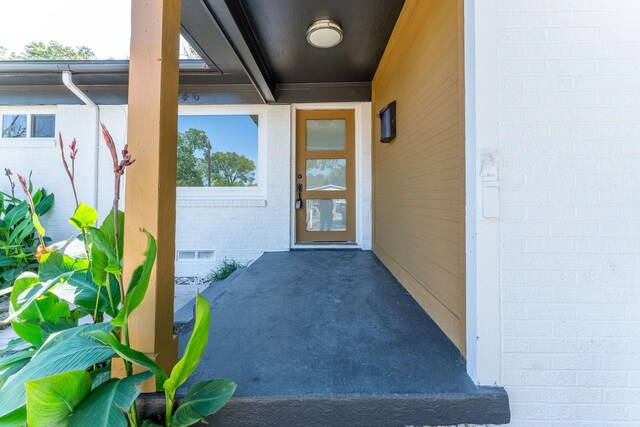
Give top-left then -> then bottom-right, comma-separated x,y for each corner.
0,105 -> 126,240
494,1 -> 640,425
2,102 -> 373,277
174,105 -> 292,276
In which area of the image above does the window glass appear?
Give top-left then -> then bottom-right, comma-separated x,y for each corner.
306,159 -> 346,191
2,114 -> 27,138
306,199 -> 347,231
177,115 -> 259,188
31,114 -> 55,138
306,119 -> 346,151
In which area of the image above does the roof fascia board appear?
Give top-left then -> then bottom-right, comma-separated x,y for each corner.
201,0 -> 275,103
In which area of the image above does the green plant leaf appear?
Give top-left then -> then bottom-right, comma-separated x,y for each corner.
111,230 -> 156,327
68,371 -> 152,427
3,271 -> 72,326
141,421 -> 163,427
0,357 -> 30,389
25,370 -> 92,427
90,247 -> 109,287
100,209 -> 124,261
69,203 -> 98,230
89,365 -> 112,390
4,203 -> 28,229
34,192 -> 54,217
171,379 -> 236,427
0,256 -> 17,268
85,330 -> 167,391
40,251 -> 116,317
5,272 -> 71,346
0,323 -> 115,417
85,227 -> 121,275
31,214 -> 45,238
0,338 -> 30,357
0,406 -> 26,427
163,294 -> 210,400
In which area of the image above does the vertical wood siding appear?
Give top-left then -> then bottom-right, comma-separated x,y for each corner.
372,0 -> 466,353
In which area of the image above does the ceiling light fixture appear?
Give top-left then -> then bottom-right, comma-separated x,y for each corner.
306,19 -> 343,49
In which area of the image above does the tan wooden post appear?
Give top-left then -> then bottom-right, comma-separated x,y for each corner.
118,0 -> 181,387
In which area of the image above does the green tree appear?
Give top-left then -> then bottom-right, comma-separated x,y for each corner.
211,152 -> 256,186
9,41 -> 96,60
0,46 -> 7,59
177,128 -> 209,187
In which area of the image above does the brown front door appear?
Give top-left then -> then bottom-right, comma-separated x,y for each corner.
295,110 -> 356,243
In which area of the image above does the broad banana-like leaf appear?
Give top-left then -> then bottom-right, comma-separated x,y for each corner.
85,227 -> 120,274
41,252 -> 117,316
0,350 -> 34,388
163,294 -> 210,400
100,209 -> 124,261
86,330 -> 167,391
69,203 -> 98,230
34,191 -> 54,217
0,323 -> 114,417
171,379 -> 236,427
0,338 -> 30,357
111,230 -> 156,327
68,371 -> 152,427
0,406 -> 26,427
6,272 -> 71,346
3,271 -> 71,325
89,365 -> 112,390
25,370 -> 91,427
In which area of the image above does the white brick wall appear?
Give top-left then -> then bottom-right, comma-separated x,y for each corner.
497,1 -> 640,425
2,102 -> 373,278
174,105 -> 292,276
1,105 -> 125,240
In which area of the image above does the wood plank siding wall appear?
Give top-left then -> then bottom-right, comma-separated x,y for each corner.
371,0 -> 466,353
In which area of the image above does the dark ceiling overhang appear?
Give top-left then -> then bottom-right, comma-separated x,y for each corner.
0,0 -> 404,105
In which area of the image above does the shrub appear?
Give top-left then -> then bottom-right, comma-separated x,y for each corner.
0,127 -> 235,427
210,259 -> 245,282
0,170 -> 54,289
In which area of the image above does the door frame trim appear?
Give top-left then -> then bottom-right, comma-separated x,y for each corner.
289,102 -> 372,249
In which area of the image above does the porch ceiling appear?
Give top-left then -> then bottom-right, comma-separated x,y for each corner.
0,0 -> 405,105
179,0 -> 406,102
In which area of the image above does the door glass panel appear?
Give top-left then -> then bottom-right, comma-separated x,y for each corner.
306,119 -> 346,151
306,199 -> 347,232
306,159 -> 346,191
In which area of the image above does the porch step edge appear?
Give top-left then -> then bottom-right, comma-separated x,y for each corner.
138,388 -> 510,427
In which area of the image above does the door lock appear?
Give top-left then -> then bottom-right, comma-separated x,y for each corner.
295,183 -> 303,209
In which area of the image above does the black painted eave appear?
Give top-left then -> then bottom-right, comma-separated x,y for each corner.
275,82 -> 371,103
201,0 -> 276,103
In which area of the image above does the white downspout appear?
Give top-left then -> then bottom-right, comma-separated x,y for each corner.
62,71 -> 100,215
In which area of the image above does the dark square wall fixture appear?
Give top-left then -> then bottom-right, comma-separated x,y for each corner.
379,101 -> 396,143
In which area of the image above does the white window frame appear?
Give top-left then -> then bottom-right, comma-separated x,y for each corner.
176,104 -> 267,200
0,107 -> 57,147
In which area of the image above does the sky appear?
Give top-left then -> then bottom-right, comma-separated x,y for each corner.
0,0 -> 193,59
178,115 -> 260,176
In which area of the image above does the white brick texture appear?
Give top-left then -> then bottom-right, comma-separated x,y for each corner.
174,105 -> 292,276
498,1 -> 640,425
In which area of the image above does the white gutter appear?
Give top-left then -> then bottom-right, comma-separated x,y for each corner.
61,71 -> 100,215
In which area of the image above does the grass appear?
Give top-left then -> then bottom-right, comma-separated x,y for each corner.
210,259 -> 245,282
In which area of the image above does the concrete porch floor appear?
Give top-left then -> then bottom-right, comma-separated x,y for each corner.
173,250 -> 509,426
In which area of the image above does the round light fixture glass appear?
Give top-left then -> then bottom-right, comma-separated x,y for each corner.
306,19 -> 343,49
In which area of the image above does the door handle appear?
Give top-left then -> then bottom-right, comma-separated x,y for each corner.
296,183 -> 303,209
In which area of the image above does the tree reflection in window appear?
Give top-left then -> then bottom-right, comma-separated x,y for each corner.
176,115 -> 258,187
